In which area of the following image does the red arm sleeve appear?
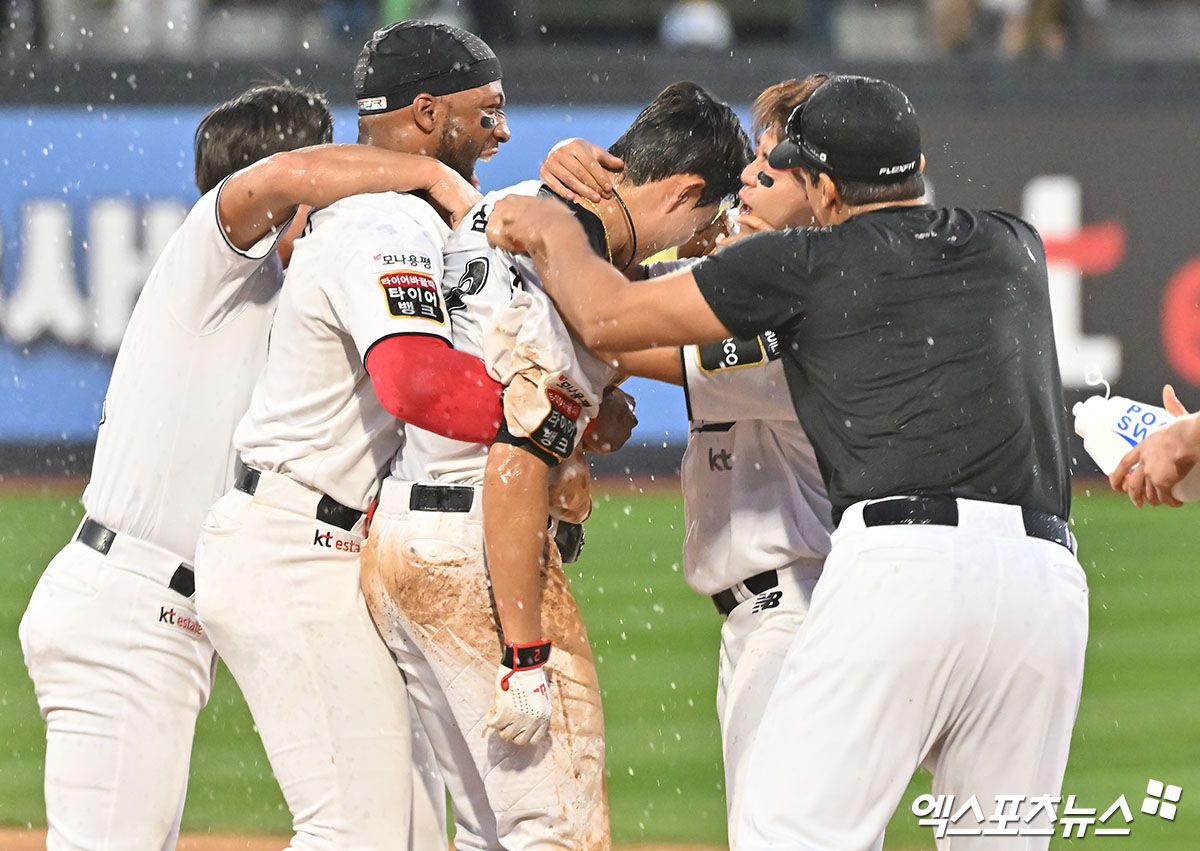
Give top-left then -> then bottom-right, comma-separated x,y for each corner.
365,335 -> 504,445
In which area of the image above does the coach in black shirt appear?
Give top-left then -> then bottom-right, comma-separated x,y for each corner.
486,74 -> 1089,851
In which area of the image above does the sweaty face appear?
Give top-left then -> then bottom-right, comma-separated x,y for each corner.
437,81 -> 510,182
738,130 -> 815,229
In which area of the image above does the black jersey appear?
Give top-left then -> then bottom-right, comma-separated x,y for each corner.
692,204 -> 1072,524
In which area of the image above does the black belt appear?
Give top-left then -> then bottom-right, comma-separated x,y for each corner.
409,483 -> 474,513
76,517 -> 196,599
712,569 -> 779,616
234,462 -> 363,532
860,496 -> 1077,554
407,483 -> 585,563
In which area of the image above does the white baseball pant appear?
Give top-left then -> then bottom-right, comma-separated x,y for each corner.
193,470 -> 416,851
738,497 -> 1089,851
715,559 -> 820,851
19,522 -> 217,851
361,478 -> 610,851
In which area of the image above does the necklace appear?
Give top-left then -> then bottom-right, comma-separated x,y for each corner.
579,191 -> 638,271
612,188 -> 638,272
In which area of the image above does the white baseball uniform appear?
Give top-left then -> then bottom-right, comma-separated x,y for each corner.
642,254 -> 838,846
679,332 -> 835,850
18,177 -> 285,851
362,182 -> 611,850
193,191 -> 452,851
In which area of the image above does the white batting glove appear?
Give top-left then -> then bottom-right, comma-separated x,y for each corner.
485,639 -> 553,746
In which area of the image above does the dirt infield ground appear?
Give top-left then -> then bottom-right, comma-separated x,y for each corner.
0,828 -> 722,851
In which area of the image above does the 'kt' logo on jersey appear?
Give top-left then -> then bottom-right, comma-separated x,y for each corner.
708,447 -> 733,472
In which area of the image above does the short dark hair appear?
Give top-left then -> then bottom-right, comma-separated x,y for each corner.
193,84 -> 334,194
609,81 -> 751,208
802,165 -> 925,206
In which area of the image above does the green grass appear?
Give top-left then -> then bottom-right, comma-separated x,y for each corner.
2,483 -> 1198,847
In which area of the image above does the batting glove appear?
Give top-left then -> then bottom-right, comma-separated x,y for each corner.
485,639 -> 553,746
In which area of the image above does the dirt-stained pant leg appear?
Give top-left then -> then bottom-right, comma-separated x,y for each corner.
362,487 -> 610,851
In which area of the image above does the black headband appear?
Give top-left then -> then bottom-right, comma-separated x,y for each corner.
357,56 -> 502,115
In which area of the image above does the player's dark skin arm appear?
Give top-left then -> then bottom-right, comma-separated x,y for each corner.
485,195 -> 732,352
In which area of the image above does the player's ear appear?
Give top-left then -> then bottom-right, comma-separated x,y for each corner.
411,94 -> 439,134
665,175 -> 706,212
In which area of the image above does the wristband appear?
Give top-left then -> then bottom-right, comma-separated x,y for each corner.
495,418 -> 560,467
500,639 -> 553,689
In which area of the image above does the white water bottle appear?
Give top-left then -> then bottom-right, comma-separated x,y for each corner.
1072,394 -> 1200,502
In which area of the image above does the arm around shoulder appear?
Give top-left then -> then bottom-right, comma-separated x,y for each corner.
217,144 -> 480,251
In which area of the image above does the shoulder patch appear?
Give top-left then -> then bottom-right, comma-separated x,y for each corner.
379,270 -> 446,324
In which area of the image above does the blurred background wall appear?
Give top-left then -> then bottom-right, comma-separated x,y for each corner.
2,0 -> 1199,476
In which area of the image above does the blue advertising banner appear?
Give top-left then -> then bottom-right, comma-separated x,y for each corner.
0,104 -> 692,449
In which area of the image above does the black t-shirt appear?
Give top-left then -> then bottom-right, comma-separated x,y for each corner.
692,204 -> 1072,524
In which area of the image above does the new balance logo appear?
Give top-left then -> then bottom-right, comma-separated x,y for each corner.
708,447 -> 733,471
751,591 -> 783,613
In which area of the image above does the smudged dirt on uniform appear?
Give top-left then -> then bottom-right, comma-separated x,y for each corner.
0,829 -> 725,851
361,522 -> 609,847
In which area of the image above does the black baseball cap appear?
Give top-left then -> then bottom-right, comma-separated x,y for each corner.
767,75 -> 922,184
354,20 -> 502,116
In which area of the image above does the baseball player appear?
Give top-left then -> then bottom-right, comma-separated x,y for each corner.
16,83 -> 484,851
546,75 -> 847,851
359,81 -> 751,850
191,21 -> 517,850
487,74 -> 1086,851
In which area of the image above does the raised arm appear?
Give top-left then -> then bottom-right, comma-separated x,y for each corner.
485,194 -> 732,351
219,143 -> 480,250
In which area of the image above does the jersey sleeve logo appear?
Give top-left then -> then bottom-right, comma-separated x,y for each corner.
696,331 -> 783,372
527,387 -> 583,460
379,271 -> 446,324
445,256 -> 490,314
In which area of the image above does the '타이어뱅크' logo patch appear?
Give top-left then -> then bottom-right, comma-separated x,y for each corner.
379,271 -> 446,324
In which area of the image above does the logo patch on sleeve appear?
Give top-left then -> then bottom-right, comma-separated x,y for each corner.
378,271 -> 446,324
696,332 -> 782,372
529,387 -> 582,459
546,387 -> 582,420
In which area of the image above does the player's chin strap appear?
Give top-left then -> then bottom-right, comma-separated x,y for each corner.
500,639 -> 553,690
